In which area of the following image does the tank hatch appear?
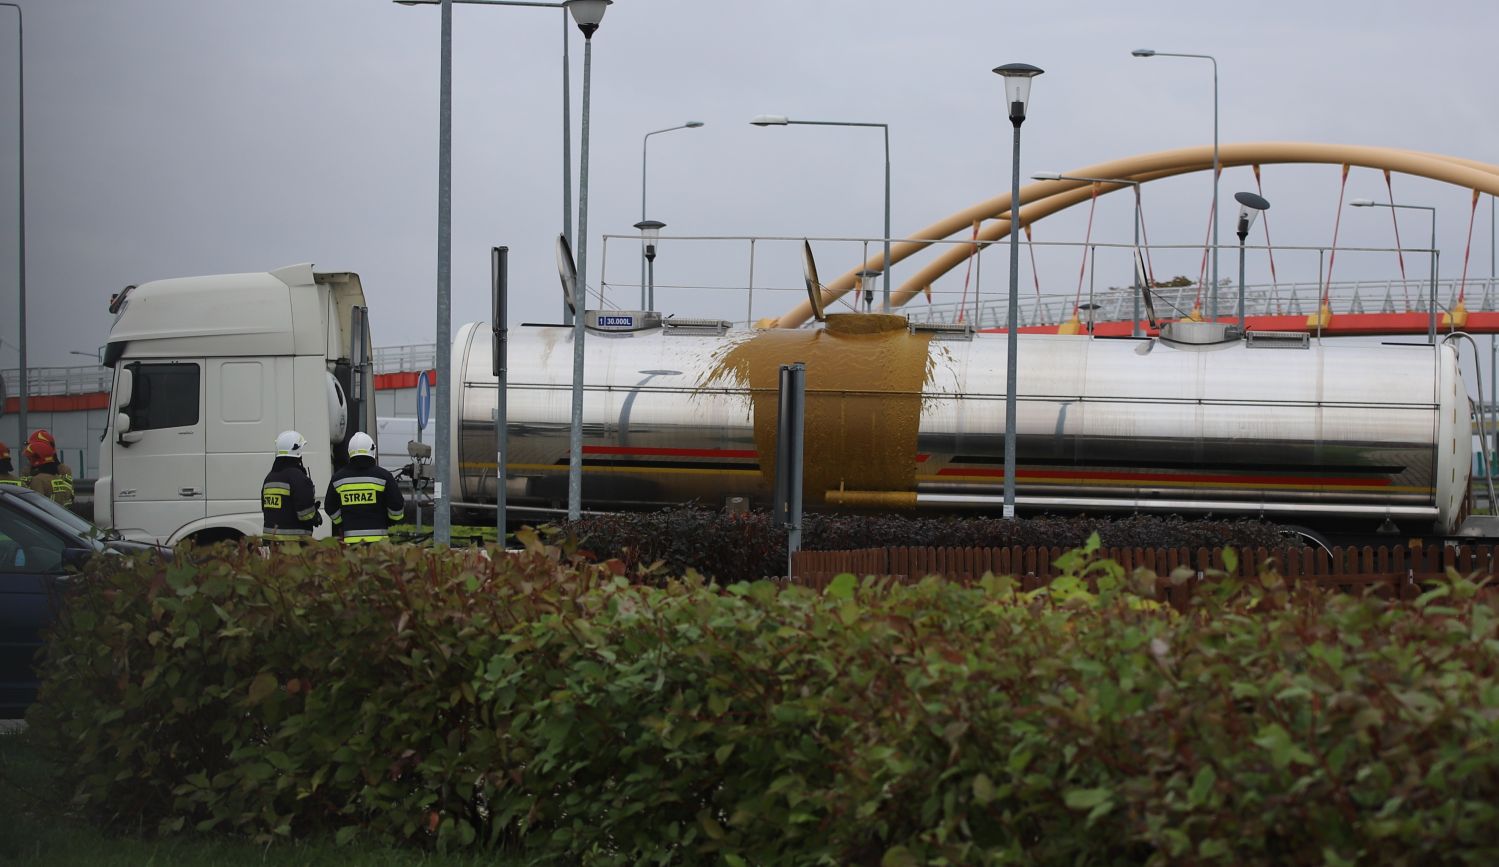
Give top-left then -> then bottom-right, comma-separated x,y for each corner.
1158,320 -> 1243,349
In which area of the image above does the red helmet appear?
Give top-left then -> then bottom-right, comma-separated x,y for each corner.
27,429 -> 55,450
0,442 -> 9,462
24,439 -> 56,465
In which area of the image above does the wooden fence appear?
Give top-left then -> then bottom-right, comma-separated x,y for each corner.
790,544 -> 1499,608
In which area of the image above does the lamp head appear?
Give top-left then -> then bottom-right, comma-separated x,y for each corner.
634,219 -> 665,259
1234,190 -> 1270,238
1349,198 -> 1377,207
1030,171 -> 1063,181
992,62 -> 1044,125
563,0 -> 611,37
750,114 -> 789,126
685,120 -> 705,128
1131,49 -> 1156,57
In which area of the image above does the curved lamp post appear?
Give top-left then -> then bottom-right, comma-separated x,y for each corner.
1032,171 -> 1144,335
1351,197 -> 1438,344
640,122 -> 702,308
1233,191 -> 1269,331
994,61 -> 1043,520
751,114 -> 892,311
1132,48 -> 1219,320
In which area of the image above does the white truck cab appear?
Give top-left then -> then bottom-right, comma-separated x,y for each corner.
96,264 -> 376,545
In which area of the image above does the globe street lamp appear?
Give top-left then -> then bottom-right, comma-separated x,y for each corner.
564,0 -> 610,521
633,219 -> 665,311
1032,171 -> 1144,335
640,122 -> 702,308
751,114 -> 892,311
1351,198 -> 1438,344
1233,191 -> 1269,331
1132,49 -> 1219,320
396,0 -> 577,322
994,61 -> 1043,521
1,3 -> 25,442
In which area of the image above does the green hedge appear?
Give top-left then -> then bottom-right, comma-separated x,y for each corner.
29,535 -> 1499,864
565,509 -> 1299,584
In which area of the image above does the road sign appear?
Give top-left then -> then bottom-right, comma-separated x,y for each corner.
416,370 -> 432,432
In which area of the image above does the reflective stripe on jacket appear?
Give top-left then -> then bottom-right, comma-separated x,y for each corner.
262,458 -> 319,538
28,465 -> 73,507
324,457 -> 404,540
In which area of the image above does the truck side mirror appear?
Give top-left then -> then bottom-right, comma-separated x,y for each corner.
115,412 -> 141,445
115,367 -> 134,407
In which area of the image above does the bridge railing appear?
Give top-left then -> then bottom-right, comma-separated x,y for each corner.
594,233 -> 1498,328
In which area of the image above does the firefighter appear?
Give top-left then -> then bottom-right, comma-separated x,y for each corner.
262,430 -> 321,542
0,442 -> 22,486
27,429 -> 74,485
24,440 -> 74,507
324,432 -> 403,544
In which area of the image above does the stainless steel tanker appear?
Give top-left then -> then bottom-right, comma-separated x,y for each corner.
449,313 -> 1477,537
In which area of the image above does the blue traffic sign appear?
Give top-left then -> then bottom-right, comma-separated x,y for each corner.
416,370 -> 432,431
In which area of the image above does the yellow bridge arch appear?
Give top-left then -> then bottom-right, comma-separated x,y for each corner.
772,142 -> 1499,329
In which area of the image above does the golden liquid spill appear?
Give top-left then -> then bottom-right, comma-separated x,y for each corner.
702,317 -> 933,505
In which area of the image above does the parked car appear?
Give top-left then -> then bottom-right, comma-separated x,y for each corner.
0,484 -> 167,717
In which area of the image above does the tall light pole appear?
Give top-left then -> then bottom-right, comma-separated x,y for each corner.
396,0 -> 576,322
751,115 -> 892,311
1233,191 -> 1269,331
1351,198 -> 1438,344
640,122 -> 702,309
564,0 -> 610,522
430,0 -> 455,545
994,62 -> 1042,521
633,219 -> 664,310
1032,171 -> 1143,335
1,3 -> 25,442
1132,49 -> 1218,320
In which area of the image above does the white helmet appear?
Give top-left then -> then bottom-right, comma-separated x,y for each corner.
275,430 -> 307,459
348,431 -> 376,459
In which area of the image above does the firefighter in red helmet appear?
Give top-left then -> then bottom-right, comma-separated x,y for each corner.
26,430 -> 73,485
0,442 -> 22,487
24,440 -> 74,507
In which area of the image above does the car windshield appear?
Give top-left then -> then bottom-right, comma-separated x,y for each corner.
3,489 -> 109,546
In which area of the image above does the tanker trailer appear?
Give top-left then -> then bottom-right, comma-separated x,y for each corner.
451,313 -> 1476,539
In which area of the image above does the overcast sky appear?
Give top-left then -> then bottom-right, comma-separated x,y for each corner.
1,0 -> 1498,368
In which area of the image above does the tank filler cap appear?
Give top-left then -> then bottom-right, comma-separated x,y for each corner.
585,310 -> 663,332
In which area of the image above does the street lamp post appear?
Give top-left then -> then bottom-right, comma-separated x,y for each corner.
396,0 -> 576,322
640,122 -> 702,309
751,115 -> 892,311
1351,198 -> 1438,343
1031,172 -> 1144,335
563,0 -> 610,522
1132,49 -> 1218,320
1233,191 -> 1270,331
994,62 -> 1043,521
633,220 -> 664,311
1,3 -> 25,442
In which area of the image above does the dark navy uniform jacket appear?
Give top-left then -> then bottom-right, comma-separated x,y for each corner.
261,457 -> 320,540
323,456 -> 404,543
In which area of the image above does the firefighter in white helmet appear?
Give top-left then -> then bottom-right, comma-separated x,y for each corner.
323,432 -> 404,544
261,430 -> 321,542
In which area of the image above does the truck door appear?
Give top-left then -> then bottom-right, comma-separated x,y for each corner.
111,360 -> 207,542
205,359 -> 279,523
